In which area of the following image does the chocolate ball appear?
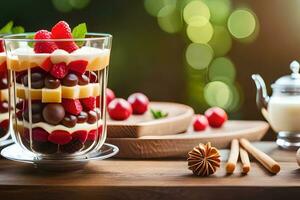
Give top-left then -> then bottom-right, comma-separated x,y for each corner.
0,101 -> 8,113
31,102 -> 43,114
0,77 -> 8,89
61,114 -> 77,127
23,72 -> 44,89
42,104 -> 65,125
77,111 -> 88,123
44,75 -> 60,89
78,74 -> 89,85
62,73 -> 78,86
84,71 -> 97,83
87,110 -> 97,124
23,111 -> 43,123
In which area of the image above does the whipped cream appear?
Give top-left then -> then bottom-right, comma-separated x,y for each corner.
17,119 -> 103,134
0,112 -> 8,121
8,46 -> 110,70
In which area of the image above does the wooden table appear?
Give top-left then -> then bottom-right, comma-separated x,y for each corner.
0,142 -> 299,200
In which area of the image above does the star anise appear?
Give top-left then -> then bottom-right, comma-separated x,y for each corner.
187,142 -> 221,176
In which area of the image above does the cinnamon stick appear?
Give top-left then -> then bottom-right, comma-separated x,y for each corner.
226,139 -> 239,174
239,138 -> 280,174
239,147 -> 250,174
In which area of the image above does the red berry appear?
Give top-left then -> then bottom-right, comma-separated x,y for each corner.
0,61 -> 7,73
51,21 -> 78,53
87,129 -> 97,141
51,21 -> 73,39
106,88 -> 115,105
108,98 -> 132,120
50,62 -> 68,79
72,130 -> 88,143
127,93 -> 149,115
0,119 -> 9,130
40,57 -> 53,72
87,125 -> 102,141
34,30 -> 58,53
205,107 -> 228,128
68,60 -> 88,75
81,97 -> 96,111
193,115 -> 208,131
32,128 -> 49,142
0,40 -> 4,52
62,99 -> 83,115
48,130 -> 72,145
84,71 -> 97,83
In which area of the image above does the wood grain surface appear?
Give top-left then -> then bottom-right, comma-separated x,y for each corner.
107,120 -> 269,158
0,142 -> 299,200
107,102 -> 194,138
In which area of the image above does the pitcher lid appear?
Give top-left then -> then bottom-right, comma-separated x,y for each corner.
271,60 -> 300,92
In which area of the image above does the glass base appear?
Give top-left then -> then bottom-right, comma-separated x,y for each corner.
276,131 -> 300,150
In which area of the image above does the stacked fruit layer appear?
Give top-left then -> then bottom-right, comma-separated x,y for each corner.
10,21 -> 108,154
0,51 -> 9,139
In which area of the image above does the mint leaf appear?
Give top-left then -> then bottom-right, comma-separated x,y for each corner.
151,109 -> 168,119
0,21 -> 14,34
72,23 -> 87,46
26,34 -> 35,48
12,26 -> 25,34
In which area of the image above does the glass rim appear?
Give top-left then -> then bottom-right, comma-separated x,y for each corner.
3,32 -> 112,42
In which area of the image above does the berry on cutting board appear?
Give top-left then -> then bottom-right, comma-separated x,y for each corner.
205,107 -> 228,128
106,88 -> 115,105
193,114 -> 209,131
108,98 -> 132,120
127,92 -> 149,115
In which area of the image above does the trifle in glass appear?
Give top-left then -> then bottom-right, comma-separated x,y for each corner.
4,21 -> 112,158
0,37 -> 10,142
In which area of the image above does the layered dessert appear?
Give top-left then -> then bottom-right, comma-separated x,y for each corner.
6,21 -> 111,155
0,39 -> 9,141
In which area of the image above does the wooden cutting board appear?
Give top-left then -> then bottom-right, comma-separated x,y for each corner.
107,102 -> 194,138
107,120 -> 269,158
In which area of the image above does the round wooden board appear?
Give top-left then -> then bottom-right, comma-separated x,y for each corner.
107,120 -> 269,158
107,102 -> 194,138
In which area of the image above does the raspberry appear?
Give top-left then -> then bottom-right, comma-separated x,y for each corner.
0,61 -> 7,73
62,99 -> 82,115
50,62 -> 68,79
0,40 -> 4,52
87,126 -> 102,141
81,97 -> 96,111
34,30 -> 58,53
51,21 -> 78,53
41,57 -> 53,72
96,96 -> 100,107
31,128 -> 49,142
84,71 -> 97,83
51,21 -> 73,39
87,129 -> 97,141
60,139 -> 84,153
0,119 -> 9,131
48,130 -> 72,145
72,130 -> 88,143
68,60 -> 88,75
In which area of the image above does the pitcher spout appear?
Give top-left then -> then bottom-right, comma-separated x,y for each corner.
251,74 -> 269,110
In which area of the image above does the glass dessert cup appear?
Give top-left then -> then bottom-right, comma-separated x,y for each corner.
4,33 -> 112,159
0,37 -> 10,143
